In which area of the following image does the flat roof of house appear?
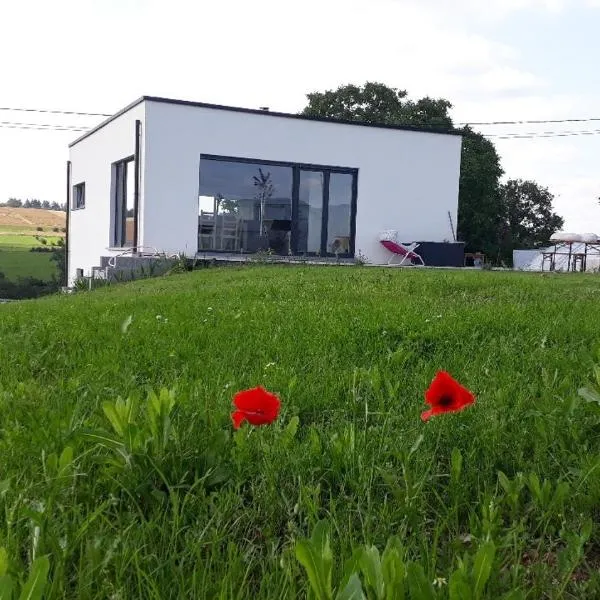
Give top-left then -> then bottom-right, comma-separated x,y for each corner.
69,95 -> 462,147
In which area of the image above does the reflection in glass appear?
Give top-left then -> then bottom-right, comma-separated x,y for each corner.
199,158 -> 293,254
327,173 -> 353,255
297,170 -> 323,254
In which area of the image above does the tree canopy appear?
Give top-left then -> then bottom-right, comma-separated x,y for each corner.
497,179 -> 564,264
301,82 -> 564,264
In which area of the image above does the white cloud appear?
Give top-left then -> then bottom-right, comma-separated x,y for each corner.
0,0 -> 597,237
478,66 -> 546,94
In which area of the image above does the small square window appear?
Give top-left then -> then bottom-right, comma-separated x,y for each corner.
73,182 -> 85,210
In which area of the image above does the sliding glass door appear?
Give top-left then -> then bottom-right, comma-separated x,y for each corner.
297,170 -> 324,254
199,155 -> 357,257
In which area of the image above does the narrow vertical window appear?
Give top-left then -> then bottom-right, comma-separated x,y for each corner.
73,182 -> 85,209
112,157 -> 135,247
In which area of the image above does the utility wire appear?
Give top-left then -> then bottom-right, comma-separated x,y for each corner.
2,115 -> 600,140
3,104 -> 600,128
460,117 -> 600,126
0,106 -> 111,117
0,123 -> 88,132
0,120 -> 87,130
487,129 -> 600,140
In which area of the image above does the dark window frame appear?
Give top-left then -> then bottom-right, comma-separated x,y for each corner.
198,154 -> 358,258
111,155 -> 135,248
72,182 -> 85,210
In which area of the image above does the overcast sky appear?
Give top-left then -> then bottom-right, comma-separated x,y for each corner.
1,0 -> 599,232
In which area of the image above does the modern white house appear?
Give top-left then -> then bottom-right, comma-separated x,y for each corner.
66,96 -> 463,285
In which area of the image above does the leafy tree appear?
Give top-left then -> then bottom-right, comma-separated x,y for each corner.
456,128 -> 504,260
497,179 -> 564,264
5,198 -> 22,208
302,82 -> 453,129
301,82 -> 504,258
42,200 -> 51,209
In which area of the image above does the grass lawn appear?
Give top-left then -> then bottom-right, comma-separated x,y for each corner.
0,233 -> 60,282
0,246 -> 57,281
0,224 -> 64,234
0,234 -> 61,248
1,266 -> 600,597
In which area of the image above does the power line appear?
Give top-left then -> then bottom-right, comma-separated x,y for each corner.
486,129 -> 600,140
0,122 -> 88,132
2,116 -> 600,140
0,106 -> 111,117
3,104 -> 600,127
460,117 -> 600,127
0,120 -> 86,130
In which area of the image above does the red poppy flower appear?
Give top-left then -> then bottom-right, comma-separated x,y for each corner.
231,386 -> 281,429
421,371 -> 475,422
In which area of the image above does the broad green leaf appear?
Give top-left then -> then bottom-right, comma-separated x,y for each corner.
408,434 -> 424,460
102,401 -> 125,437
58,446 -> 74,474
527,474 -> 541,503
359,546 -> 384,600
121,314 -> 133,334
449,569 -> 472,600
0,548 -> 8,577
497,471 -> 510,495
472,541 -> 495,599
18,555 -> 49,600
283,416 -> 300,444
551,481 -> 569,508
341,548 -> 364,590
577,386 -> 600,405
0,574 -> 14,600
406,563 -> 436,600
78,429 -> 126,452
45,453 -> 58,476
381,540 -> 405,600
451,448 -> 463,485
336,574 -> 366,600
295,521 -> 333,600
295,539 -> 332,600
593,364 -> 600,389
581,518 -> 593,542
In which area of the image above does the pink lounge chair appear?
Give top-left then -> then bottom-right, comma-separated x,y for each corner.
379,230 -> 425,266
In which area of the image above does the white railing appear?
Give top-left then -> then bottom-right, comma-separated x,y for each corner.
105,246 -> 180,269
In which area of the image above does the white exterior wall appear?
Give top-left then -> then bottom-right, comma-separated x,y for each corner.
68,104 -> 145,284
68,98 -> 462,282
142,101 -> 462,263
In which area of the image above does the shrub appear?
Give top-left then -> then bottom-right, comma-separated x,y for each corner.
36,226 -> 43,231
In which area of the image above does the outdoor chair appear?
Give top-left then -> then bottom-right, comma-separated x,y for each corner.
379,230 -> 425,266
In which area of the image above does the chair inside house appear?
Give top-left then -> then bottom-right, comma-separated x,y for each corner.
379,230 -> 425,266
199,210 -> 216,249
220,214 -> 241,251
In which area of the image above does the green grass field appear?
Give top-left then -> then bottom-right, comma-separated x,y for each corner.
1,266 -> 600,598
0,246 -> 56,281
0,233 -> 60,282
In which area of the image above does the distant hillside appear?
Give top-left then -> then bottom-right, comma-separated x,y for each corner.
0,207 -> 66,233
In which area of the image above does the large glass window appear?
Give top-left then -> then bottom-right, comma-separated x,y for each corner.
199,158 -> 293,254
327,173 -> 353,255
112,157 -> 135,248
198,155 -> 356,256
297,170 -> 324,254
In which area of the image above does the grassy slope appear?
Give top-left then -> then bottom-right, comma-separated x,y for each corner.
1,266 -> 600,597
0,247 -> 55,281
0,235 -> 60,282
0,208 -> 64,281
